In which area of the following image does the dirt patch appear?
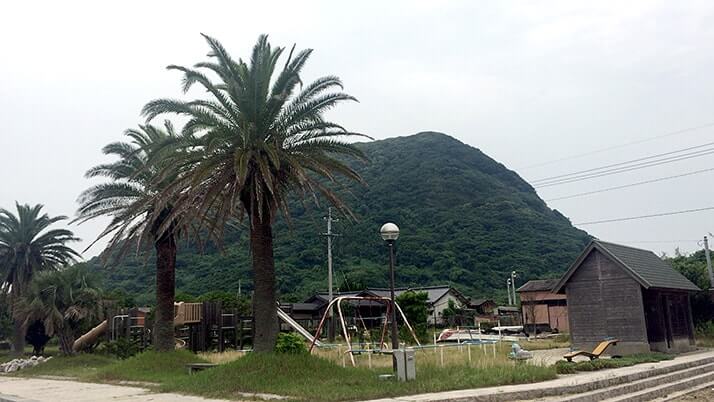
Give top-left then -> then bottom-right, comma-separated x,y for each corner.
672,387 -> 714,401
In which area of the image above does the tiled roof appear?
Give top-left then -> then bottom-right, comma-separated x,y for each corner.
595,240 -> 700,291
554,240 -> 700,292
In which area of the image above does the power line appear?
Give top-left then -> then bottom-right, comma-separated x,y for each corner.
545,167 -> 714,201
519,122 -> 714,170
531,140 -> 714,184
575,206 -> 714,226
611,240 -> 701,244
533,148 -> 714,188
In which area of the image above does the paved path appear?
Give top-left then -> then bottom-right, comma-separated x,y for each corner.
0,376 -> 237,402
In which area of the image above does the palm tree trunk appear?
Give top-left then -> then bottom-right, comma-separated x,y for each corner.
11,316 -> 25,357
251,216 -> 278,352
153,230 -> 176,352
57,328 -> 75,356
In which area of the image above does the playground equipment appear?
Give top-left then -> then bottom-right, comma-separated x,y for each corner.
73,301 -> 318,353
309,296 -> 421,367
276,306 -> 322,347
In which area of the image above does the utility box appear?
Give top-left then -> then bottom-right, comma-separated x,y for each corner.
393,349 -> 416,381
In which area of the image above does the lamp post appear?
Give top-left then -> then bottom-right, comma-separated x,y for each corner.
380,222 -> 400,372
506,278 -> 512,305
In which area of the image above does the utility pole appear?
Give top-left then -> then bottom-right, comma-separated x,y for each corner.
704,236 -> 714,290
511,271 -> 518,305
322,208 -> 339,342
506,278 -> 512,305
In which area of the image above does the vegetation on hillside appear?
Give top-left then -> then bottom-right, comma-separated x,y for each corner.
90,132 -> 591,305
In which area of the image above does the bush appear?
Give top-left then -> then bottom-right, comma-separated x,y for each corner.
696,320 -> 714,338
275,332 -> 308,354
100,337 -> 141,359
25,320 -> 51,355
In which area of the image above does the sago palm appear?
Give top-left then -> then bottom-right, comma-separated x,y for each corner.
76,122 -> 188,351
0,203 -> 79,355
142,34 -> 368,351
15,264 -> 103,355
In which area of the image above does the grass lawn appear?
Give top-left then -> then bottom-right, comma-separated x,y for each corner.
520,333 -> 571,351
160,352 -> 557,402
554,353 -> 673,374
14,354 -> 117,378
91,350 -> 206,384
2,344 -> 682,402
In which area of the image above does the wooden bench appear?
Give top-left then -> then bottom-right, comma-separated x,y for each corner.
564,339 -> 619,362
186,363 -> 218,375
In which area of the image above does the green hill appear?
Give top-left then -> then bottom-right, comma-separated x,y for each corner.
88,132 -> 590,305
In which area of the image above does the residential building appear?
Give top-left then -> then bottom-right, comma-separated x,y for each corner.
517,278 -> 568,333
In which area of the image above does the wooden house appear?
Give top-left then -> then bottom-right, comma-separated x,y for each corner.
517,279 -> 568,333
554,240 -> 700,355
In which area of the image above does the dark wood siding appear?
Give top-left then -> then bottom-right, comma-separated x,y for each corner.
643,289 -> 695,351
566,250 -> 648,348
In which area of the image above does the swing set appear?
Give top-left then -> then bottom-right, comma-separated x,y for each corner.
309,296 -> 421,366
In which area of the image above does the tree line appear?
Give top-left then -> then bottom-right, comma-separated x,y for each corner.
0,34 -> 366,354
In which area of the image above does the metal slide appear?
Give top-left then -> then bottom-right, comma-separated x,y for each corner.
277,307 -> 323,347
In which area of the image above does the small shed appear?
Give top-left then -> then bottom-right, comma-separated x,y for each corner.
517,279 -> 568,333
554,240 -> 700,355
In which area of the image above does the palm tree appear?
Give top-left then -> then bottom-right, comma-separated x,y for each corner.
15,264 -> 103,355
142,34 -> 368,351
76,122 -> 188,351
0,203 -> 80,355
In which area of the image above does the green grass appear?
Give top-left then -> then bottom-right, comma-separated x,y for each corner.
160,353 -> 557,402
13,354 -> 117,378
91,349 -> 207,384
4,347 -> 558,401
555,353 -> 674,374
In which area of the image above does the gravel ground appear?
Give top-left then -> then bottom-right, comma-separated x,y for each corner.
672,387 -> 714,401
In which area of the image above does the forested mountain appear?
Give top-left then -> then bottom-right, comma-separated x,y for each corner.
88,132 -> 591,305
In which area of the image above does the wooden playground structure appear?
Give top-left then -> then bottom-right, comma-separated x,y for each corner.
72,302 -> 254,353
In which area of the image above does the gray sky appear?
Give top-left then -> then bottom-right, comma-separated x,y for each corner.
2,0 -> 714,258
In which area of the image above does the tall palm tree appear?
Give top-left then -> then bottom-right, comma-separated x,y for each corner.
0,203 -> 80,355
15,264 -> 103,355
142,34 -> 368,351
76,122 -> 189,351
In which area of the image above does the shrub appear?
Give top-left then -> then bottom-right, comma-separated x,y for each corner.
275,332 -> 308,354
100,338 -> 141,359
554,360 -> 577,374
25,320 -> 51,355
696,320 -> 714,338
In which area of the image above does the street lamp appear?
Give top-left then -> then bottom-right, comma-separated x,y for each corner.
380,222 -> 400,371
506,278 -> 512,305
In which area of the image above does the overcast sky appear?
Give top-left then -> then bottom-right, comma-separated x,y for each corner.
2,1 -> 714,259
